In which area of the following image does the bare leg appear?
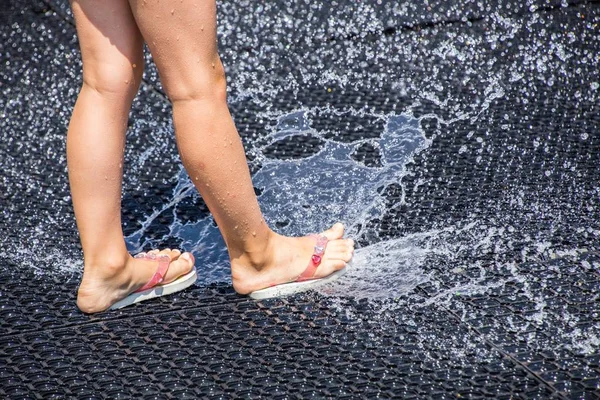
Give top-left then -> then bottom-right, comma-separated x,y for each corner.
127,0 -> 354,294
68,0 -> 194,313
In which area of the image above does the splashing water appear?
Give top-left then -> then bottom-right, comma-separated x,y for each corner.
321,231 -> 435,299
253,110 -> 428,236
124,109 -> 433,289
252,110 -> 433,298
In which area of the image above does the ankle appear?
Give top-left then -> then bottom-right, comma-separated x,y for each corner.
231,229 -> 278,268
82,250 -> 131,277
230,230 -> 280,289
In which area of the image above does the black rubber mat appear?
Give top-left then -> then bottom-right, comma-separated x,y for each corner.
1,0 -> 599,398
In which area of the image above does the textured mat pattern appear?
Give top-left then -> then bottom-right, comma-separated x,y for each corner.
1,0 -> 599,398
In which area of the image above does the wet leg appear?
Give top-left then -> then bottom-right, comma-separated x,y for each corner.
127,0 -> 354,294
68,0 -> 194,313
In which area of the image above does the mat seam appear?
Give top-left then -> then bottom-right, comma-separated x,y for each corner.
42,0 -> 598,101
306,0 -> 597,42
442,306 -> 569,399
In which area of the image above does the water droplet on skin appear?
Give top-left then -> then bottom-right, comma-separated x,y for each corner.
201,26 -> 204,31
132,63 -> 136,68
171,9 -> 175,15
212,62 -> 215,69
252,231 -> 257,237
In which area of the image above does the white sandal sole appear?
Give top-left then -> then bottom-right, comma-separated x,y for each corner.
109,268 -> 198,310
248,267 -> 346,300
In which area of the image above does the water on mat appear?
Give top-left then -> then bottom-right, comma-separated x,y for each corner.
1,0 -> 599,362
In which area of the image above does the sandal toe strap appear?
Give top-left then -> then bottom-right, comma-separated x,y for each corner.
134,254 -> 170,293
296,234 -> 328,282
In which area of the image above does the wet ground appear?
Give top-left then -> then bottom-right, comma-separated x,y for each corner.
1,0 -> 599,398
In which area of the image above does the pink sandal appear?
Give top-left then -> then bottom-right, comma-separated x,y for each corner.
248,234 -> 347,300
109,252 -> 198,310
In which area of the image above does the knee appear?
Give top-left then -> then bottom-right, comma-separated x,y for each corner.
82,61 -> 144,101
162,60 -> 228,104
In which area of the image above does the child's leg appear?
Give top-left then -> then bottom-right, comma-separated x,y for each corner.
127,0 -> 354,294
69,0 -> 194,313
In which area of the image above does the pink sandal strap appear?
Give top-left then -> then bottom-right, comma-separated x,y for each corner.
134,253 -> 171,293
296,234 -> 328,282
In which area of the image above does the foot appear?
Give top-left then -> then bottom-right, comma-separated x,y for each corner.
231,223 -> 354,295
77,248 -> 195,313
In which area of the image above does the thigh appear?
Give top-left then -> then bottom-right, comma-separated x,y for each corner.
128,0 -> 224,100
71,0 -> 144,94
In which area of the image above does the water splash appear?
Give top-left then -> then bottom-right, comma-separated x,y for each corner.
251,110 -> 434,298
253,110 -> 428,236
2,0 -> 599,366
320,230 -> 435,299
124,110 -> 431,286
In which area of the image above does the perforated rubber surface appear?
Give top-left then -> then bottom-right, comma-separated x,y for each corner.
1,0 -> 600,398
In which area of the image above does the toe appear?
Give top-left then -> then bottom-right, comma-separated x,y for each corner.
316,259 -> 347,278
326,248 -> 353,262
162,252 -> 195,284
326,243 -> 352,259
182,252 -> 195,267
342,249 -> 354,262
325,237 -> 354,262
328,240 -> 353,252
321,222 -> 345,241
